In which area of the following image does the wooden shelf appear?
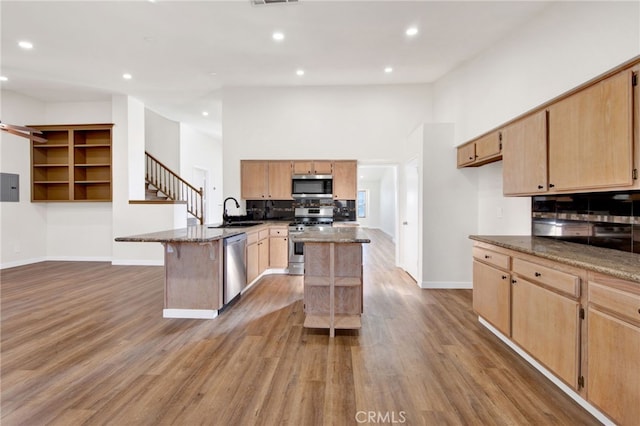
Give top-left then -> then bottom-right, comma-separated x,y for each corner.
304,314 -> 362,330
30,124 -> 113,202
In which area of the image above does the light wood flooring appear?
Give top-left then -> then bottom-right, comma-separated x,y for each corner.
1,229 -> 599,425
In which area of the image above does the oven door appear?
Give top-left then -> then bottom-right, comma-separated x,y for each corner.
288,231 -> 305,275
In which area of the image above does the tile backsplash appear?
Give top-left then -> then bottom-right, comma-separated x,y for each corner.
532,191 -> 640,253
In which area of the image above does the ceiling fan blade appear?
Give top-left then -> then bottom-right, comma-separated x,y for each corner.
1,127 -> 48,143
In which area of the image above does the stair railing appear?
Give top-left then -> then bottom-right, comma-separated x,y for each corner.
145,151 -> 204,224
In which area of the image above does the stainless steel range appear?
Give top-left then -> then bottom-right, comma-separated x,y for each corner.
288,206 -> 333,275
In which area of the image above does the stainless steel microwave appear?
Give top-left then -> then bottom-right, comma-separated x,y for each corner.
291,174 -> 333,198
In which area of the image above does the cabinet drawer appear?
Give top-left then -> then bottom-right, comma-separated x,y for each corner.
270,227 -> 288,237
512,258 -> 579,297
258,229 -> 270,241
247,231 -> 259,245
472,247 -> 510,270
589,281 -> 640,324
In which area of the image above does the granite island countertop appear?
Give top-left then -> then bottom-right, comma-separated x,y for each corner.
115,221 -> 286,243
291,227 -> 371,244
470,235 -> 640,283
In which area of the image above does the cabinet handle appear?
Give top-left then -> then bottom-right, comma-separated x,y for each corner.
538,185 -> 544,189
535,272 -> 541,277
469,156 -> 474,160
501,275 -> 507,280
549,183 -> 555,188
484,255 -> 491,259
511,279 -> 517,284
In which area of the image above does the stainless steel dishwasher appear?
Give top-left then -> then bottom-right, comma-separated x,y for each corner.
223,233 -> 247,305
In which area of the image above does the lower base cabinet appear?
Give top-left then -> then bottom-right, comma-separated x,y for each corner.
472,241 -> 640,425
511,277 -> 580,388
587,277 -> 640,426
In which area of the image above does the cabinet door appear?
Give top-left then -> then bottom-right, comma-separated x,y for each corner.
502,110 -> 548,195
258,239 -> 270,274
333,160 -> 357,200
246,242 -> 259,283
548,69 -> 634,191
472,260 -> 511,336
587,307 -> 640,426
293,161 -> 313,175
268,161 -> 292,199
241,161 -> 268,199
269,236 -> 288,268
313,161 -> 333,175
475,131 -> 501,162
511,277 -> 580,388
457,143 -> 476,167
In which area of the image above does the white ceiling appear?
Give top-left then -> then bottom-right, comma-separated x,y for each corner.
1,0 -> 552,136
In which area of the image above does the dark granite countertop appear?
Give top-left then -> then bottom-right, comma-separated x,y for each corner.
470,235 -> 640,283
115,221 -> 287,243
291,227 -> 371,244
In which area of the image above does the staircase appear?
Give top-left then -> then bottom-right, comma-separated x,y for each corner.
145,151 -> 204,224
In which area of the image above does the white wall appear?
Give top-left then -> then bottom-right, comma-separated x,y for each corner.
179,124 -> 223,224
44,101 -> 114,261
433,1 -> 640,237
0,91 -> 47,268
221,84 -> 433,204
378,167 -> 397,239
145,108 -> 180,173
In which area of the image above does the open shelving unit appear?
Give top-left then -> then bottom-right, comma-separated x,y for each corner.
30,124 -> 113,202
303,242 -> 363,336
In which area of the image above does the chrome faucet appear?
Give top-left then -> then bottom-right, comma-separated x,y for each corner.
223,197 -> 240,223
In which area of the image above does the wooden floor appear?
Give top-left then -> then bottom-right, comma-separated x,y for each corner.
1,229 -> 599,425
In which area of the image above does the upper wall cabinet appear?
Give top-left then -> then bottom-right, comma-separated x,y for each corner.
502,110 -> 548,195
293,160 -> 333,175
30,123 -> 113,202
547,68 -> 635,192
241,160 -> 292,200
332,160 -> 357,200
456,131 -> 502,168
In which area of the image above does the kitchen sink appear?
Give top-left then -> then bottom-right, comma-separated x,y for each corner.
209,222 -> 263,229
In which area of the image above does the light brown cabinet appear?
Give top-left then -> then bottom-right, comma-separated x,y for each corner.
586,274 -> 640,426
30,123 -> 113,202
241,160 -> 292,200
511,276 -> 581,388
246,227 -> 270,283
293,160 -> 333,175
456,131 -> 502,168
502,110 -> 548,195
547,68 -> 635,192
472,247 -> 511,336
304,242 -> 364,336
269,227 -> 288,268
332,160 -> 357,200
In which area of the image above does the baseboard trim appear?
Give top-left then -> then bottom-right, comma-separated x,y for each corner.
0,257 -> 47,270
478,317 -> 613,426
163,309 -> 218,319
420,281 -> 472,289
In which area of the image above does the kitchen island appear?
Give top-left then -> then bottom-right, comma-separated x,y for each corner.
116,225 -> 249,319
291,227 -> 371,337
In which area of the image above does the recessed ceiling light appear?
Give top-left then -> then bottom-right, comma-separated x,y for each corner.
272,32 -> 285,41
18,40 -> 33,49
202,111 -> 209,116
384,67 -> 393,73
0,76 -> 8,82
122,73 -> 132,80
406,27 -> 418,37
296,69 -> 305,76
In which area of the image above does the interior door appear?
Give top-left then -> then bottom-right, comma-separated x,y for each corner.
403,158 -> 419,282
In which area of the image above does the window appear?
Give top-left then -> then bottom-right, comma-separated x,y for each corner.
357,190 -> 367,218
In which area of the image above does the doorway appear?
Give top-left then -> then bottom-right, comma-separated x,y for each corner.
402,158 -> 420,282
